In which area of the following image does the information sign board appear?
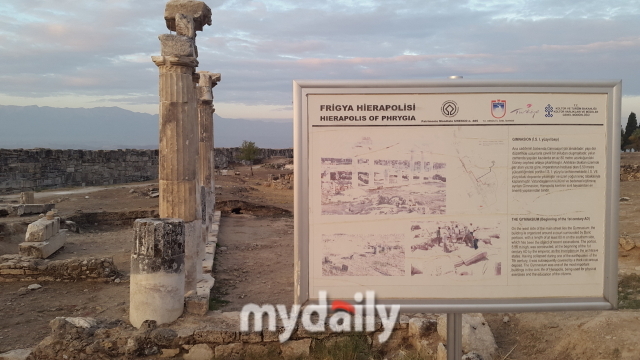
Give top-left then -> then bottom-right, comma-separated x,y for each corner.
293,80 -> 621,312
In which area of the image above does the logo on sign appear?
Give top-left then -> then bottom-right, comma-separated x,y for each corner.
545,104 -> 554,117
441,100 -> 458,117
491,99 -> 506,118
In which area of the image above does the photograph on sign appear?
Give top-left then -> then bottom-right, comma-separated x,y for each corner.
408,219 -> 504,278
294,81 -> 620,310
321,233 -> 405,276
319,135 -> 448,216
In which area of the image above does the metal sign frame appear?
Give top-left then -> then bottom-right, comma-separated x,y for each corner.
293,79 -> 621,313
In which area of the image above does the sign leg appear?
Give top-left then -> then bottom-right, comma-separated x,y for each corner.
447,313 -> 462,360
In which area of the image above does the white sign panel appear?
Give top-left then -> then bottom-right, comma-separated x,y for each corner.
294,81 -> 620,311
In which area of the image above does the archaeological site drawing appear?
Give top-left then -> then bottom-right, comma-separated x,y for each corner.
322,233 -> 405,276
408,220 -> 503,277
320,137 -> 447,216
459,156 -> 498,206
447,129 -> 508,214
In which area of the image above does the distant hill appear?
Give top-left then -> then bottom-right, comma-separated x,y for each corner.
0,105 -> 292,149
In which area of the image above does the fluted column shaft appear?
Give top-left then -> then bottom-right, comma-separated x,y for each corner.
196,71 -> 220,231
153,55 -> 200,293
155,60 -> 198,222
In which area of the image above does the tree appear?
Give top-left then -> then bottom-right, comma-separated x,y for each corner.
623,112 -> 638,149
628,128 -> 640,151
238,140 -> 260,176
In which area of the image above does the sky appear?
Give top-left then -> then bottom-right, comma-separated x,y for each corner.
0,0 -> 639,123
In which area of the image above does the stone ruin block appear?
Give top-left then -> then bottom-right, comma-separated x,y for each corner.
159,34 -> 197,57
185,293 -> 209,315
20,191 -> 35,204
19,229 -> 67,259
19,216 -> 65,259
23,204 -> 49,215
25,217 -> 60,242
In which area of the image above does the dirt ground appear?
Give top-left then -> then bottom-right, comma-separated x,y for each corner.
0,155 -> 640,359
0,157 -> 294,353
211,215 -> 294,311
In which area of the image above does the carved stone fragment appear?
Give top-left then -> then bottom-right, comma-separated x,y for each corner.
164,0 -> 212,32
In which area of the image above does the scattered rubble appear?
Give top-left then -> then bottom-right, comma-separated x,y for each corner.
621,164 -> 640,181
619,236 -> 636,251
262,158 -> 293,170
128,185 -> 159,199
263,173 -> 293,190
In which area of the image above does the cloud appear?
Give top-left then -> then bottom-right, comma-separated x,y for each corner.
0,0 -> 638,118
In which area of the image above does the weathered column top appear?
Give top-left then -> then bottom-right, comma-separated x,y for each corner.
197,71 -> 221,87
155,0 -> 212,70
197,71 -> 221,102
164,0 -> 212,34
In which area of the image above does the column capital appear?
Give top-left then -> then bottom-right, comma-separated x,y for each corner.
164,0 -> 212,33
152,55 -> 198,68
197,71 -> 221,87
196,71 -> 221,103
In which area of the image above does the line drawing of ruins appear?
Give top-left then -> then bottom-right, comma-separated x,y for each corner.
448,130 -> 507,213
457,154 -> 499,209
408,220 -> 503,277
322,233 -> 405,276
320,136 -> 446,216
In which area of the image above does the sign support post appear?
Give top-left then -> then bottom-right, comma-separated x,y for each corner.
447,313 -> 463,360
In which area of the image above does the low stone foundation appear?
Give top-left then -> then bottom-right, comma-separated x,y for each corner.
26,312 -> 441,360
24,309 -> 499,360
0,203 -> 55,217
67,209 -> 159,226
0,255 -> 119,282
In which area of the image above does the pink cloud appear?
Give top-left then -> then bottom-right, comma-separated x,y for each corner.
517,37 -> 640,54
295,53 -> 492,67
63,76 -> 101,87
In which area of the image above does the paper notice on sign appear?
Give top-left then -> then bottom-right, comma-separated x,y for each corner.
306,93 -> 608,300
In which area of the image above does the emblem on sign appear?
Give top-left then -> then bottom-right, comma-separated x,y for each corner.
441,100 -> 458,117
491,99 -> 506,118
545,104 -> 554,117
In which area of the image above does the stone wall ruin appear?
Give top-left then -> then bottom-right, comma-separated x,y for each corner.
0,254 -> 118,283
0,147 -> 292,194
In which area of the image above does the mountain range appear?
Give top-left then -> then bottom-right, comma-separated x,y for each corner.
0,105 -> 292,149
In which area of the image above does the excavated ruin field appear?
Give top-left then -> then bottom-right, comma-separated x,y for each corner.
0,158 -> 295,354
0,155 -> 639,359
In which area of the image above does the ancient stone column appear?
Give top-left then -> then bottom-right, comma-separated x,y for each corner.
191,71 -> 204,288
197,71 -> 220,232
152,0 -> 211,293
130,218 -> 185,328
